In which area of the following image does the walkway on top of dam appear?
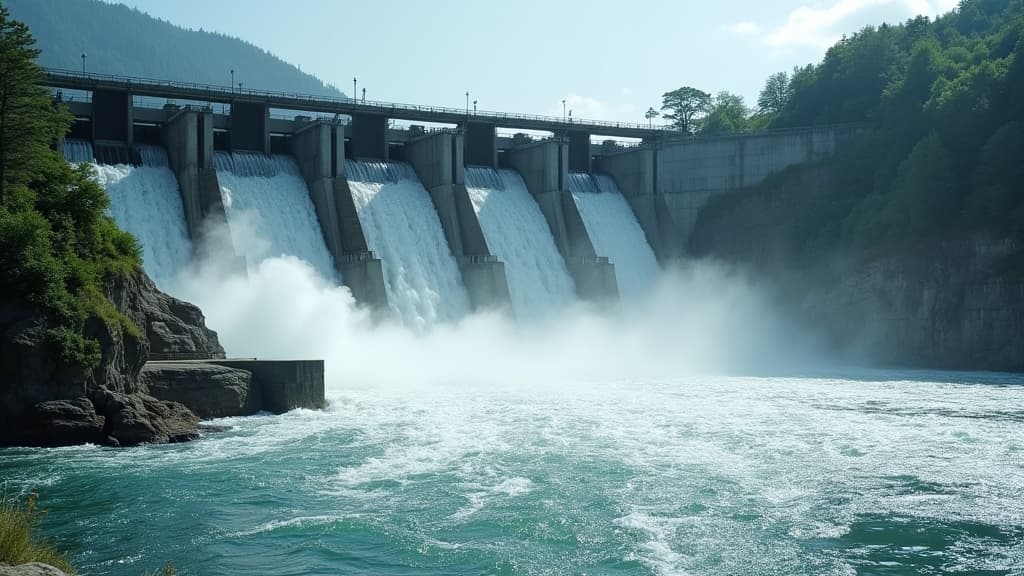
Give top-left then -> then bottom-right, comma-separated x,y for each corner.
43,68 -> 665,139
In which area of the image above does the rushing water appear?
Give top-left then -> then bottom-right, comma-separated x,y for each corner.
569,173 -> 661,302
215,152 -> 337,282
2,371 -> 1023,576
347,160 -> 471,329
465,167 -> 576,319
67,141 -> 193,292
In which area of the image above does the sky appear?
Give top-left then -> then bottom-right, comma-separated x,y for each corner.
106,0 -> 960,123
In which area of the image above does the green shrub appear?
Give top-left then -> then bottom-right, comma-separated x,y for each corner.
0,493 -> 76,574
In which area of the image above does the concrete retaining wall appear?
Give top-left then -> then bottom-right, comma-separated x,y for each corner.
208,359 -> 325,413
601,125 -> 854,254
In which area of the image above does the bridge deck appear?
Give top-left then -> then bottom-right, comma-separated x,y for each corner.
43,69 -> 665,139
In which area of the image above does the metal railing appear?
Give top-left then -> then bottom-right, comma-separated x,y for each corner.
568,256 -> 611,265
42,68 -> 670,135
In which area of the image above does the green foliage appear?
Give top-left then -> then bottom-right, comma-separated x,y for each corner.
0,493 -> 76,574
660,86 -> 711,134
701,91 -> 750,135
723,0 -> 1024,263
0,6 -> 141,372
6,0 -> 343,96
757,71 -> 791,115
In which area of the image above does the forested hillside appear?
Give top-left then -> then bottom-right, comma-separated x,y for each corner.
745,0 -> 1024,263
5,0 -> 344,97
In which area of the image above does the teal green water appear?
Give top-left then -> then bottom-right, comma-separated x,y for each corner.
2,372 -> 1023,575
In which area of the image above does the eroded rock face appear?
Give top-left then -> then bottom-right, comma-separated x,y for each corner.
140,362 -> 257,419
0,269 -> 223,447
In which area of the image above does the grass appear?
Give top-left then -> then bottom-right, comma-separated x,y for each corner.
0,493 -> 75,574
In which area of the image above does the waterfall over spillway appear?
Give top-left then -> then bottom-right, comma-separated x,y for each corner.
465,167 -> 576,318
215,152 -> 337,282
569,173 -> 660,302
347,161 -> 470,329
64,140 -> 193,293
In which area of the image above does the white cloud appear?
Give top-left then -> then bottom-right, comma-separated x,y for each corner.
729,21 -> 761,36
762,0 -> 959,49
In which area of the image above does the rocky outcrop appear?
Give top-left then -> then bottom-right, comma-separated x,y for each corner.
0,269 -> 225,447
141,362 -> 257,418
105,270 -> 224,360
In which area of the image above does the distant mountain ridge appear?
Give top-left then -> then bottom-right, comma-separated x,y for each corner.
6,0 -> 345,97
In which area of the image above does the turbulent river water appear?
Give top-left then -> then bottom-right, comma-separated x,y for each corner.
2,370 -> 1023,575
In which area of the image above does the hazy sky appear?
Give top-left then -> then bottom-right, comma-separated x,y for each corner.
106,0 -> 959,122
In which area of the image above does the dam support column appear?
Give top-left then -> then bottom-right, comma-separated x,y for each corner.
596,146 -> 679,262
464,121 -> 497,168
91,88 -> 135,163
506,140 -> 617,301
567,130 -> 591,173
405,130 -> 510,310
229,100 -> 270,153
350,113 -> 389,160
163,107 -> 245,273
289,118 -> 388,310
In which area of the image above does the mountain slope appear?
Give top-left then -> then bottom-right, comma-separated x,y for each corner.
5,0 -> 344,97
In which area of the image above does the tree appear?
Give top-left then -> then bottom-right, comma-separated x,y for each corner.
757,71 -> 791,115
701,91 -> 750,135
660,86 -> 710,134
0,6 -> 69,204
644,107 -> 659,128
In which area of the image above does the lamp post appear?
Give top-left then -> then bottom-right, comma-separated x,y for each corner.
473,100 -> 477,114
81,52 -> 87,73
569,109 -> 573,123
562,99 -> 566,121
238,82 -> 243,92
352,77 -> 357,101
465,91 -> 470,115
230,69 -> 235,93
362,87 -> 366,103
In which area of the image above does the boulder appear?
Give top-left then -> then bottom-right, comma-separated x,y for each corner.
0,563 -> 70,576
19,398 -> 106,446
141,362 -> 258,418
91,388 -> 199,446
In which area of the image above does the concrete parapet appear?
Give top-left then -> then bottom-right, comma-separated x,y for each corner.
507,140 -> 618,301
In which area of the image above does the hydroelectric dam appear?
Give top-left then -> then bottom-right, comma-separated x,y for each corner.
46,69 -> 858,324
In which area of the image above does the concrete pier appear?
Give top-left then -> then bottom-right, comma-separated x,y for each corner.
163,107 -> 244,269
506,140 -> 617,301
229,100 -> 270,153
596,147 -> 678,261
289,118 -> 389,309
350,113 -> 389,159
405,130 -> 511,310
465,121 -> 497,168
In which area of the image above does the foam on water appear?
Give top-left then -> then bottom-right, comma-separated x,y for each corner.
215,152 -> 337,282
4,372 -> 1024,576
347,160 -> 471,329
465,167 -> 576,318
65,141 -> 193,292
569,173 -> 661,302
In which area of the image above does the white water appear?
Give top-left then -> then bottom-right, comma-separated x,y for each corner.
64,140 -> 193,293
465,167 -> 576,319
346,161 -> 471,329
569,173 -> 661,302
215,152 -> 337,282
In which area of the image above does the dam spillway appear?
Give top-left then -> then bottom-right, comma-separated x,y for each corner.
465,167 -> 576,319
347,160 -> 471,329
569,173 -> 661,302
65,140 -> 193,293
214,152 -> 337,282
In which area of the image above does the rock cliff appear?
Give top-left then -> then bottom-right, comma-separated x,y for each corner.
0,268 -> 225,447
